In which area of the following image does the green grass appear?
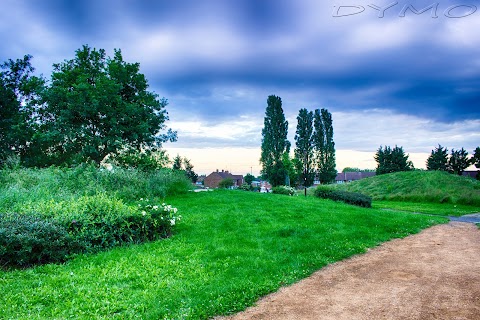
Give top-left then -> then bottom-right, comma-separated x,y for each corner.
374,201 -> 479,217
0,190 -> 446,319
338,170 -> 480,206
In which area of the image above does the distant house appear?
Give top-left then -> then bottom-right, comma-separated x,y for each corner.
335,172 -> 376,184
462,171 -> 479,179
204,169 -> 244,188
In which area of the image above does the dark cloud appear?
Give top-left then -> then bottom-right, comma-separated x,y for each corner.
1,0 -> 479,153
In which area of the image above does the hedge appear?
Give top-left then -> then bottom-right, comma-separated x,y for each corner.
314,185 -> 372,208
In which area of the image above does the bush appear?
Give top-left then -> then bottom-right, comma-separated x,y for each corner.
0,213 -> 77,267
272,185 -> 296,196
239,183 -> 252,191
0,196 -> 181,268
315,186 -> 372,208
218,178 -> 234,189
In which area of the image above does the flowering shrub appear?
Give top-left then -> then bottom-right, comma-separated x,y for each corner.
0,195 -> 180,268
272,185 -> 296,196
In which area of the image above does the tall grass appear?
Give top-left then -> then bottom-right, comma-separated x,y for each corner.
0,165 -> 192,213
338,171 -> 480,206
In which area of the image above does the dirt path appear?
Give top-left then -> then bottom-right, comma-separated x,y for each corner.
218,222 -> 480,320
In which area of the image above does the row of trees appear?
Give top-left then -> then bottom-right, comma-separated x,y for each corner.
1,46 -> 176,168
427,145 -> 480,176
374,144 -> 480,179
260,95 -> 337,187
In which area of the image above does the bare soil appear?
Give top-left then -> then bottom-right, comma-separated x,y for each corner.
218,222 -> 480,320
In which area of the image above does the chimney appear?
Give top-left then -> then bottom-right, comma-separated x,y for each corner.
216,169 -> 218,172
221,169 -> 224,173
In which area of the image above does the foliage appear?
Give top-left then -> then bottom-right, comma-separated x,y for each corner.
313,108 -> 337,183
0,55 -> 44,166
272,185 -> 296,196
260,95 -> 290,187
244,173 -> 255,185
0,212 -> 76,267
447,148 -> 470,175
282,152 -> 300,187
0,165 -> 191,215
172,154 -> 183,170
0,195 -> 180,268
108,147 -> 170,171
375,145 -> 414,175
218,178 -> 234,189
239,183 -> 253,191
426,144 -> 449,171
338,170 -> 480,206
27,45 -> 176,167
0,191 -> 445,319
183,158 -> 198,183
314,185 -> 372,208
294,108 -> 315,187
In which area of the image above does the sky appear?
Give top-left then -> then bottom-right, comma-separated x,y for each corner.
1,0 -> 479,176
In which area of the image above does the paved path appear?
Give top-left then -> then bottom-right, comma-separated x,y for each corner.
449,213 -> 480,224
218,222 -> 480,320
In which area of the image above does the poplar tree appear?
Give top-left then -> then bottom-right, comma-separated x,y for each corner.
294,108 -> 315,187
260,95 -> 290,187
313,108 -> 337,184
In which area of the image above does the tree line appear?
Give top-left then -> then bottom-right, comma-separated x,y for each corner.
374,144 -> 479,179
260,95 -> 337,187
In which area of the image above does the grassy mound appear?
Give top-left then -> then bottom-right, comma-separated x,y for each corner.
340,171 -> 480,206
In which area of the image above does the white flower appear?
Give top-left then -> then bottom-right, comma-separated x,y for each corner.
153,205 -> 158,210
140,198 -> 144,201
170,219 -> 176,226
142,211 -> 147,216
173,208 -> 178,214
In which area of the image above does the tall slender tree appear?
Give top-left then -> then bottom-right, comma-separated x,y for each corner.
426,144 -> 449,171
294,108 -> 315,188
313,108 -> 337,184
260,95 -> 290,187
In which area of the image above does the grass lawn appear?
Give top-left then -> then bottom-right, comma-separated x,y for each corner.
374,201 -> 480,217
0,190 -> 446,319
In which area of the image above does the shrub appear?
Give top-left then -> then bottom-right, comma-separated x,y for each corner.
239,183 -> 252,191
1,196 -> 181,268
315,186 -> 372,208
218,178 -> 234,189
272,185 -> 296,196
0,213 -> 77,267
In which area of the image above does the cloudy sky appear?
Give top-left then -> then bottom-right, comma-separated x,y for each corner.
1,0 -> 479,175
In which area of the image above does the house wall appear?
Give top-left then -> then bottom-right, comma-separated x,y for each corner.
204,173 -> 223,188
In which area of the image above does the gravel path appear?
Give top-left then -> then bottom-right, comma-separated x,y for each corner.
217,222 -> 480,320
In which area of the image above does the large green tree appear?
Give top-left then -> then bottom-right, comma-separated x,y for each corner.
260,95 -> 290,187
0,55 -> 43,165
313,108 -> 337,184
426,144 -> 449,171
447,148 -> 469,175
33,45 -> 175,166
375,145 -> 413,174
294,108 -> 315,187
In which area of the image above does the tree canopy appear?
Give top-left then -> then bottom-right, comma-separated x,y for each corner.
375,145 -> 413,175
426,144 -> 449,171
294,108 -> 315,187
447,148 -> 469,175
313,108 -> 337,183
260,95 -> 290,187
1,46 -> 176,168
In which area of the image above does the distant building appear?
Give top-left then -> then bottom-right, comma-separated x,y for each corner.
204,169 -> 244,188
335,171 -> 376,184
